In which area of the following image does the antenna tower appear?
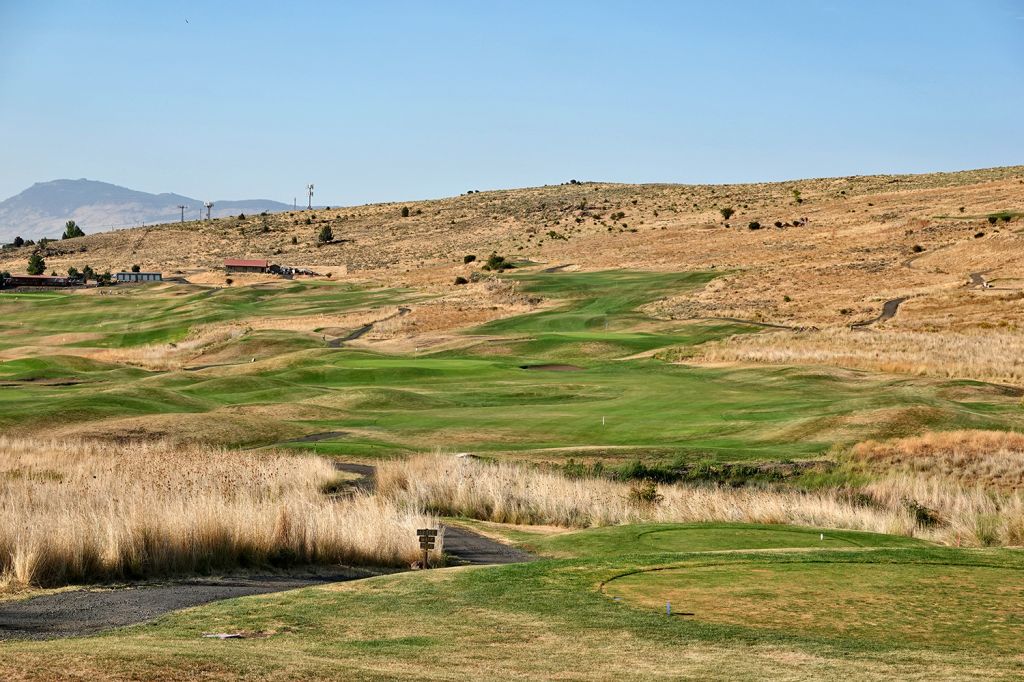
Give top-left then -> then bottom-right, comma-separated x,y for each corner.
204,201 -> 214,220
306,184 -> 314,210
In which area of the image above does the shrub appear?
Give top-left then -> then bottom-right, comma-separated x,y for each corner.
482,253 -> 514,272
905,499 -> 942,527
238,213 -> 246,220
719,207 -> 734,220
26,253 -> 45,275
453,276 -> 469,285
463,254 -> 476,264
975,232 -> 985,238
131,264 -> 141,273
318,225 -> 334,244
988,216 -> 998,225
67,266 -> 80,279
627,481 -> 663,507
401,206 -> 410,218
774,221 -> 783,228
748,221 -> 762,230
912,244 -> 924,253
12,236 -> 24,248
225,277 -> 233,286
291,236 -> 298,245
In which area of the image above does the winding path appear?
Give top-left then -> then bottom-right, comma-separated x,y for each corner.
0,573 -> 367,641
850,297 -> 907,329
0,459 -> 531,640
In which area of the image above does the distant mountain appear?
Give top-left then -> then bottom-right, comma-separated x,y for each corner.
0,179 -> 293,242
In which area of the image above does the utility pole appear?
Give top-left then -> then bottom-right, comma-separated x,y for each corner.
177,205 -> 187,223
306,184 -> 314,210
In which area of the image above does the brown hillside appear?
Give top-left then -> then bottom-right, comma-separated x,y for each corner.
3,165 -> 1023,334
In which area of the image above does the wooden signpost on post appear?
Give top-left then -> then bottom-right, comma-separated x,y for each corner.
417,528 -> 438,569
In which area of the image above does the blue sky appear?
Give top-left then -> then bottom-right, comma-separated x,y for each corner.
1,1 -> 1022,205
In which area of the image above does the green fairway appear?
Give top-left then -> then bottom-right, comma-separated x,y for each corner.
508,522 -> 931,558
3,545 -> 1022,680
0,280 -> 407,348
2,271 -> 1023,456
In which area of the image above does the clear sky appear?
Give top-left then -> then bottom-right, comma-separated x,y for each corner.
1,1 -> 1022,205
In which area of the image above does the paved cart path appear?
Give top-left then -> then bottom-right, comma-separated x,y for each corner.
851,297 -> 907,329
0,460 -> 531,640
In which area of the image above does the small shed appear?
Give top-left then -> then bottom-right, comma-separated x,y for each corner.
224,258 -> 269,273
115,271 -> 162,283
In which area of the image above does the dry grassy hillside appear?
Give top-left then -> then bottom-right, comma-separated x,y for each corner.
3,165 -> 1023,337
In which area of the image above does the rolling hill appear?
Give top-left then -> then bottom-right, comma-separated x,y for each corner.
0,178 -> 292,242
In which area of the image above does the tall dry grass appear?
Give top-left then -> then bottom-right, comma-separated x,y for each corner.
690,328 -> 1024,384
0,438 -> 439,590
377,455 -> 917,537
850,430 -> 1024,545
853,430 -> 1024,490
378,452 -> 1024,548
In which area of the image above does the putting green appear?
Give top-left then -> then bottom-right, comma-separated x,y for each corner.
607,558 -> 1024,651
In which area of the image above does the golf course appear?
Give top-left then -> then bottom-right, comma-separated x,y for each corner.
3,163 -> 1024,680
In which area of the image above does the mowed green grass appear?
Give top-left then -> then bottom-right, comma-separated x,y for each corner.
0,280 -> 407,348
2,271 -> 1023,456
491,522 -> 931,558
2,533 -> 1021,680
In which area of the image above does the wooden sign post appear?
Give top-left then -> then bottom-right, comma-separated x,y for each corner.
417,528 -> 438,569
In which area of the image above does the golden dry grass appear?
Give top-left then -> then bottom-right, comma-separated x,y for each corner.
0,438 -> 439,589
377,454 -> 918,536
378,452 -> 1024,547
687,327 -> 1024,385
853,430 -> 1024,490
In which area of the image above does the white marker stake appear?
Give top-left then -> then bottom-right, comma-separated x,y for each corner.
602,416 -> 606,427
666,601 -> 671,616
820,533 -> 824,541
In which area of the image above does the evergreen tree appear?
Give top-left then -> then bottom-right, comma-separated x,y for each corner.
62,220 -> 85,239
27,253 -> 46,275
